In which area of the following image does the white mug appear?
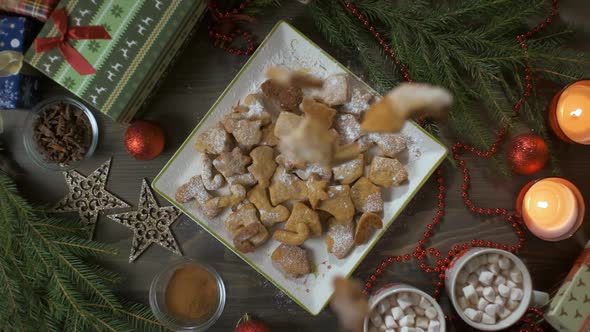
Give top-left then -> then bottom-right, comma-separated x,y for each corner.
364,283 -> 446,332
445,248 -> 549,331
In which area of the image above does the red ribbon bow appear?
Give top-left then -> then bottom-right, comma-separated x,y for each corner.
34,8 -> 111,76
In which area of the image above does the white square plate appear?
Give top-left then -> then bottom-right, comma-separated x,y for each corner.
153,21 -> 447,315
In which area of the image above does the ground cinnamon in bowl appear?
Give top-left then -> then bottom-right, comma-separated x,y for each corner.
165,265 -> 219,322
150,260 -> 226,331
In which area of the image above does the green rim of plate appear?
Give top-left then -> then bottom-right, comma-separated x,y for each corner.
153,20 -> 448,316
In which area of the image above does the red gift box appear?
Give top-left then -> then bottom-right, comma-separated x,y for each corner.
0,0 -> 59,22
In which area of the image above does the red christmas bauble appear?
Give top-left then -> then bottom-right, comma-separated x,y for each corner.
506,133 -> 549,175
234,314 -> 270,332
124,120 -> 165,160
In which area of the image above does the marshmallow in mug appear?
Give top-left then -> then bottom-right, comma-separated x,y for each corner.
455,253 -> 524,325
368,291 -> 444,332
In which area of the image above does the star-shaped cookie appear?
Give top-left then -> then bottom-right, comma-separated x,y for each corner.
53,159 -> 129,238
107,179 -> 182,262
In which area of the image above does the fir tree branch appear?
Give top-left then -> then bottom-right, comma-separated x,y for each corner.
0,173 -> 164,331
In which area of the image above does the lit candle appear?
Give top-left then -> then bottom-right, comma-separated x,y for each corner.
517,178 -> 585,241
548,80 -> 590,144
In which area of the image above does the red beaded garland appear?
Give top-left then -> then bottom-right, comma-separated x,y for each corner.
208,0 -> 257,56
343,0 -> 559,329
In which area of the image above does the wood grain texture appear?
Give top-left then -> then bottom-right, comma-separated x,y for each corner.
1,1 -> 590,331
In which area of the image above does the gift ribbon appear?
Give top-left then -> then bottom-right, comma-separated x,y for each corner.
0,51 -> 23,78
34,8 -> 111,76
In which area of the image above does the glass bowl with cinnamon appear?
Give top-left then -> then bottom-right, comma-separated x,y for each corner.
149,259 -> 226,331
23,96 -> 98,171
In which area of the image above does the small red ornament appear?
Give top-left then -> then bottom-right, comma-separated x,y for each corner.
234,313 -> 270,332
124,120 -> 165,160
506,133 -> 549,175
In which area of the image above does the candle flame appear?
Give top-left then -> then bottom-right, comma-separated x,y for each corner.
570,108 -> 583,117
537,201 -> 549,209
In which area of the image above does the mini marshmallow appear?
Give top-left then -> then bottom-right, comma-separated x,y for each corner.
410,293 -> 421,305
476,286 -> 484,296
482,313 -> 496,325
389,295 -> 398,307
401,328 -> 423,332
510,269 -> 523,283
399,315 -> 415,327
371,313 -> 384,326
477,298 -> 488,311
414,306 -> 425,316
510,288 -> 524,301
418,297 -> 432,309
458,296 -> 470,310
463,284 -> 478,304
398,297 -> 414,310
498,284 -> 511,298
484,303 -> 499,317
385,315 -> 398,329
506,299 -> 520,310
467,273 -> 479,287
425,307 -> 438,320
476,266 -> 488,275
465,261 -> 478,273
416,317 -> 429,329
428,320 -> 440,332
488,263 -> 500,274
494,295 -> 506,306
405,307 -> 416,316
479,271 -> 495,286
506,280 -> 518,288
501,269 -> 510,277
487,254 -> 500,264
498,257 -> 511,270
483,287 -> 496,302
498,307 -> 512,319
391,307 -> 405,320
379,300 -> 391,314
464,308 -> 483,322
494,275 -> 507,286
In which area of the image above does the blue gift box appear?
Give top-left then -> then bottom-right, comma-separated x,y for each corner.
0,16 -> 40,110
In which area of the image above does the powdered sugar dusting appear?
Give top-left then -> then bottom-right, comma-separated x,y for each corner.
341,89 -> 372,115
333,155 -> 363,182
334,113 -> 362,145
294,163 -> 332,181
327,222 -> 354,258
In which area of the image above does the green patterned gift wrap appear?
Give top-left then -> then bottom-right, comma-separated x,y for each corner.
24,0 -> 206,122
546,240 -> 590,332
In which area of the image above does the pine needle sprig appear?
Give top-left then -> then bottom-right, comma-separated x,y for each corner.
309,0 -> 590,170
0,172 -> 165,332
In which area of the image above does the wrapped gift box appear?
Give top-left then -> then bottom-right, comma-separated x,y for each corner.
0,0 -> 60,22
0,16 -> 41,110
546,241 -> 590,332
24,0 -> 207,122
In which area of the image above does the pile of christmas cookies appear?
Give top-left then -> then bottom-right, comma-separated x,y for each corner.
175,68 -> 409,279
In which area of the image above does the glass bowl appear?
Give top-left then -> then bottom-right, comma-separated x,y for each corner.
23,96 -> 99,171
149,259 -> 226,332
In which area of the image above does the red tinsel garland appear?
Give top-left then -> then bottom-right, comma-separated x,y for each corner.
212,0 -> 561,330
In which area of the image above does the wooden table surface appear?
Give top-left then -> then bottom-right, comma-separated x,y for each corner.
2,1 -> 590,331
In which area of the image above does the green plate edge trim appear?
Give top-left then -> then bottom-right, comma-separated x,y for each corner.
153,19 -> 448,316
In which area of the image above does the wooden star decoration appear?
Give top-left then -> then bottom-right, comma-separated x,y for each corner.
53,158 -> 129,238
107,179 -> 183,263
